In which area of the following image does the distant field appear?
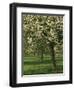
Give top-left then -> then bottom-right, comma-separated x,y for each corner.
23,56 -> 63,75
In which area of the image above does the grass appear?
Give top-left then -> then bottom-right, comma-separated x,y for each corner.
23,56 -> 63,75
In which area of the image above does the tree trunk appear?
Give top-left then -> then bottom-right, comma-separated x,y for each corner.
41,49 -> 43,62
33,51 -> 36,56
49,44 -> 57,71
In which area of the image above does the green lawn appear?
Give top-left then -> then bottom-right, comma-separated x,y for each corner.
23,56 -> 63,75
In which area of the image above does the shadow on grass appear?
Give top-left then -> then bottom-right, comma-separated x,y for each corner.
24,59 -> 62,65
24,60 -> 52,65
